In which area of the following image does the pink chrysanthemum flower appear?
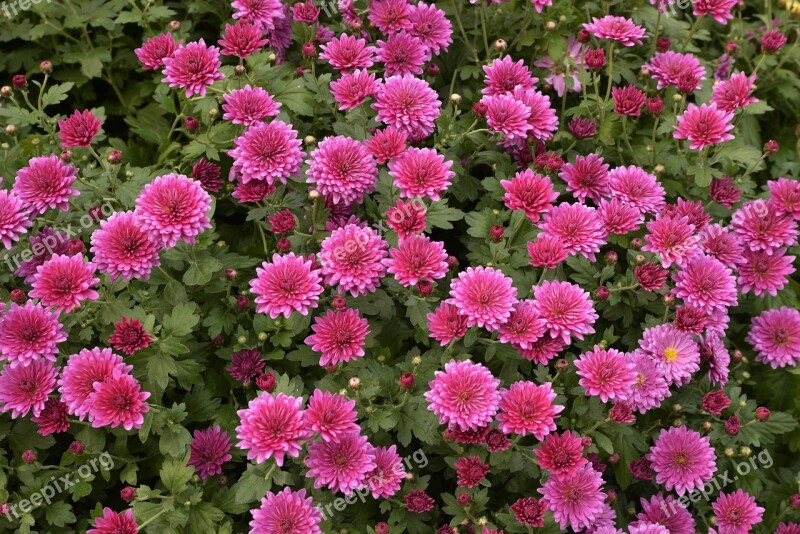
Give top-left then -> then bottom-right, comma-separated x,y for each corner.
539,202 -> 606,261
222,85 -> 281,125
497,300 -> 547,349
229,120 -> 303,186
534,36 -> 585,97
711,72 -> 758,112
712,490 -> 764,534
454,456 -> 490,487
663,198 -> 712,230
366,127 -> 407,165
0,190 -> 31,250
673,254 -> 737,311
305,308 -> 370,367
377,31 -> 427,76
624,350 -> 670,413
747,307 -> 800,369
385,198 -> 425,238
58,109 -> 102,147
135,33 -> 180,70
694,0 -> 737,24
640,324 -> 700,386
527,234 -> 568,268
583,16 -> 647,46
501,169 -> 558,223
232,0 -> 285,32
425,359 -> 501,430
647,51 -> 706,91
13,154 -> 79,216
58,347 -> 132,419
0,359 -> 57,418
608,165 -> 666,215
31,398 -> 70,435
482,56 -> 537,96
134,174 -> 212,247
320,33 -> 377,72
481,93 -> 533,141
372,75 -> 441,142
642,215 -> 701,268
90,211 -> 161,282
532,280 -> 597,343
319,224 -> 388,296
408,2 -> 452,56
516,335 -> 566,365
88,508 -> 138,534
188,425 -> 232,479
768,177 -> 800,220
427,302 -> 469,345
731,199 -> 798,254
559,154 -> 609,203
674,103 -> 734,150
497,381 -> 563,438
305,389 -> 359,442
232,180 -> 275,203
612,85 -> 647,116
236,392 -> 312,465
87,370 -> 150,430
575,347 -> 636,403
162,39 -> 224,97
250,253 -> 324,319
109,317 -> 152,355
192,158 -> 223,192
635,494 -> 696,534
647,426 -> 717,495
368,0 -> 412,33
250,487 -> 323,534
539,465 -> 606,531
739,248 -> 795,296
701,333 -> 730,385
219,20 -> 268,58
307,136 -> 378,205
331,69 -> 380,110
389,147 -> 455,200
535,430 -> 587,476
512,86 -> 559,140
365,445 -> 407,498
30,254 -> 98,312
306,432 -> 377,495
384,235 -> 448,286
449,266 -> 517,330
701,223 -> 746,268
597,198 -> 644,235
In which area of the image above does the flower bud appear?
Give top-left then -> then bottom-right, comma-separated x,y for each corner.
426,63 -> 439,76
11,75 -> 27,89
545,20 -> 556,31
725,41 -> 738,54
739,446 -> 751,457
764,140 -> 779,155
9,289 -> 25,303
609,453 -> 620,465
120,487 -> 135,502
663,293 -> 675,306
208,108 -> 218,119
604,251 -> 618,264
555,358 -> 568,373
581,437 -> 592,449
400,372 -> 415,389
634,254 -> 646,265
236,296 -> 249,310
450,93 -> 462,105
226,269 -> 238,281
277,237 -> 291,252
4,124 -> 16,136
489,224 -> 504,242
107,149 -> 122,164
184,116 -> 200,132
577,28 -> 590,42
755,407 -> 770,421
68,239 -> 85,254
234,65 -> 246,77
457,493 -> 471,506
257,332 -> 268,342
69,441 -> 85,455
789,494 -> 800,510
21,450 -> 36,464
594,286 -> 609,301
412,355 -> 422,366
169,20 -> 181,31
656,37 -> 671,52
0,86 -> 11,97
417,279 -> 434,296
349,376 -> 361,390
724,447 -> 735,457
494,39 -> 507,52
302,42 -> 317,58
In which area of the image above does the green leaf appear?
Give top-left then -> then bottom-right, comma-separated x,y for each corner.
159,457 -> 194,494
41,82 -> 75,108
45,502 -> 76,527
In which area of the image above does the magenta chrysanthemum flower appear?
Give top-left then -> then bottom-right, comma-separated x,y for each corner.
425,359 -> 501,431
674,103 -> 734,150
612,85 -> 647,116
694,0 -> 737,24
250,253 -> 324,319
575,346 -> 636,403
222,85 -> 281,125
711,72 -> 758,112
731,199 -> 798,254
13,154 -> 79,216
673,254 -> 737,311
389,147 -> 454,202
597,198 -> 644,235
330,69 -> 380,110
608,165 -> 666,215
712,490 -> 764,534
227,349 -> 265,383
516,335 -> 566,364
527,234 -> 569,268
306,431 -> 377,495
497,381 -> 562,438
30,254 -> 99,312
384,235 -> 448,286
58,109 -> 102,147
701,223 -> 746,268
449,266 -> 517,330
0,301 -> 66,368
219,20 -> 268,58
768,177 -> 800,220
624,350 -> 671,413
512,86 -> 559,140
427,302 -> 469,345
408,2 -> 452,56
188,425 -> 233,479
250,487 -> 323,534
162,39 -> 224,97
88,508 -> 138,534
642,215 -> 701,268
747,307 -> 800,369
385,198 -> 425,238
539,465 -> 606,531
454,456 -> 490,487
738,248 -> 795,296
482,56 -> 537,96
134,174 -> 212,247
559,154 -> 610,203
701,333 -> 730,385
236,392 -> 313,465
366,127 -> 407,165
368,0 -> 412,33
58,347 -> 132,419
372,75 -> 441,142
532,280 -> 597,343
647,426 -> 717,495
90,211 -> 161,282
365,445 -> 407,498
497,300 -> 547,349
640,324 -> 700,386
535,430 -> 587,476
663,198 -> 712,230
635,494 -> 696,534
646,51 -> 706,91
501,169 -> 558,223
228,120 -> 303,186
481,93 -> 534,141
319,224 -> 388,296
15,227 -> 70,283
583,16 -> 647,46
192,158 -> 223,192
539,202 -> 606,261
305,308 -> 370,367
31,398 -> 70,435
135,33 -> 180,70
109,317 -> 152,355
307,136 -> 378,205
232,180 -> 276,203
87,370 -> 149,430
0,359 -> 57,418
377,31 -> 427,76
305,389 -> 359,442
320,33 -> 377,72
233,0 -> 285,32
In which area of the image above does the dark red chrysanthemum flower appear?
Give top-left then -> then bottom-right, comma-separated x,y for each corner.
510,497 -> 545,526
454,456 -> 490,488
108,317 -> 152,355
405,490 -> 435,513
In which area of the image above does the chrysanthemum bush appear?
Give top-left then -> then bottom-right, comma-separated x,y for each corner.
1,0 -> 800,532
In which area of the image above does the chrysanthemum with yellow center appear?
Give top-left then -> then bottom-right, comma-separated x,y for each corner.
664,347 -> 679,362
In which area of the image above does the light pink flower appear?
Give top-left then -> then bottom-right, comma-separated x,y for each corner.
90,211 -> 161,281
647,426 -> 717,495
305,308 -> 370,366
497,381 -> 563,438
228,120 -> 303,186
250,253 -> 324,319
0,359 -> 57,418
372,75 -> 441,142
307,136 -> 378,205
449,266 -> 517,330
13,154 -> 79,216
425,359 -> 501,431
236,392 -> 313,465
532,280 -> 597,343
583,16 -> 647,46
162,39 -> 224,97
30,254 -> 99,312
0,190 -> 31,249
539,202 -> 607,261
134,174 -> 212,247
250,488 -> 322,534
87,370 -> 150,431
575,346 -> 636,403
674,103 -> 734,150
222,85 -> 281,125
306,432 -> 377,494
319,224 -> 388,296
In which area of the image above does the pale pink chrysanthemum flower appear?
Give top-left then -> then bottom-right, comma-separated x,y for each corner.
229,120 -> 303,186
306,431 -> 377,494
768,177 -> 800,220
597,198 -> 644,235
0,189 -> 31,249
527,234 -> 569,268
482,56 -> 538,97
87,370 -> 150,431
90,211 -> 161,282
218,20 -> 268,58
0,359 -> 57,418
377,31 -> 427,76
539,465 -> 606,531
575,346 -> 636,403
747,307 -> 800,369
731,199 -> 798,254
712,490 -> 764,534
135,33 -> 180,70
674,103 -> 734,150
608,165 -> 666,215
222,85 -> 281,125
407,2 -> 452,56
320,33 -> 377,72
366,126 -> 407,164
640,324 -> 700,386
449,266 -> 517,330
0,302 -> 66,368
330,69 -> 380,110
236,392 -> 313,465
30,254 -> 98,312
58,109 -> 103,148
629,524 -> 669,534
250,253 -> 324,319
711,72 -> 758,112
372,74 -> 441,142
539,202 -> 607,261
693,0 -> 737,24
642,215 -> 701,268
305,308 -> 370,366
388,147 -> 454,201
134,173 -> 212,247
534,430 -> 587,476
738,248 -> 795,297
532,280 -> 597,343
368,0 -> 412,33
162,39 -> 224,97
58,347 -> 132,419
481,93 -> 534,141
701,333 -> 730,385
319,224 -> 388,296
13,154 -> 79,216
534,36 -> 585,97
497,300 -> 547,349
425,359 -> 501,430
516,336 -> 566,365
559,153 -> 610,203
364,445 -> 407,498
232,180 -> 276,203
497,381 -> 562,438
501,169 -> 558,223
187,425 -> 232,479
232,0 -> 285,32
384,235 -> 448,286
250,487 -> 322,534
512,86 -> 559,140
307,136 -> 378,205
646,51 -> 706,91
305,389 -> 360,442
700,223 -> 746,268
624,350 -> 671,413
427,302 -> 468,345
583,16 -> 647,46
673,254 -> 737,311
647,426 -> 717,496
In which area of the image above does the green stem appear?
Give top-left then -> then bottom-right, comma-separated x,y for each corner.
138,508 -> 169,530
